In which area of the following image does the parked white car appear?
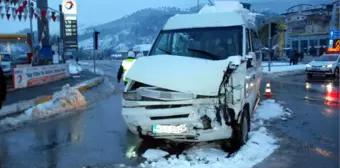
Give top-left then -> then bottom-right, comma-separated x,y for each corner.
306,54 -> 340,78
121,1 -> 262,149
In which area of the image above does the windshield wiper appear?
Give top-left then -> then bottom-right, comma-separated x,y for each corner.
187,48 -> 218,60
157,47 -> 171,55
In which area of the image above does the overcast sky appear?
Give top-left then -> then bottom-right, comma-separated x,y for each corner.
0,0 -> 202,34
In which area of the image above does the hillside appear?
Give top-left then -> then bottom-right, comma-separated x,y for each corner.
78,6 -> 198,51
6,0 -> 327,54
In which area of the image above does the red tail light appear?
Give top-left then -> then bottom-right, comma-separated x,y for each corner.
326,90 -> 340,98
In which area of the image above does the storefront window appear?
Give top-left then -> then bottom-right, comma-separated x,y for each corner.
292,41 -> 299,50
301,40 -> 308,52
320,39 -> 328,46
309,40 -> 317,46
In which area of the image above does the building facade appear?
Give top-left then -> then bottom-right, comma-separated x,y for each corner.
329,0 -> 339,29
283,3 -> 332,54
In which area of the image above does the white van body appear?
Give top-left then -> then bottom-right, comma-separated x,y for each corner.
122,1 -> 263,143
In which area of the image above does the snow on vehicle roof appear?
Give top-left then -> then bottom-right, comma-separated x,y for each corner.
163,1 -> 256,31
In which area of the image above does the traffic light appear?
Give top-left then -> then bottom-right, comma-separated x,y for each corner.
270,22 -> 278,37
93,31 -> 100,50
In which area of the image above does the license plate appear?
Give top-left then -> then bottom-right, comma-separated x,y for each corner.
152,124 -> 187,134
312,67 -> 319,70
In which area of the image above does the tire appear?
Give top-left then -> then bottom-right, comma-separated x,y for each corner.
231,108 -> 250,150
333,67 -> 339,78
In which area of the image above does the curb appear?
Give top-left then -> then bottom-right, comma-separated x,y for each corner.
0,76 -> 104,120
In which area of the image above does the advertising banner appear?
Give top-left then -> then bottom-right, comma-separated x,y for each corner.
13,64 -> 70,89
62,0 -> 78,53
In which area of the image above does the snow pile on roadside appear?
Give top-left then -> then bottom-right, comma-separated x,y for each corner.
262,64 -> 306,73
140,100 -> 292,168
262,62 -> 287,67
261,62 -> 303,67
31,84 -> 87,119
78,61 -> 90,65
143,149 -> 169,161
88,67 -> 104,75
254,99 -> 292,120
0,84 -> 87,127
69,63 -> 83,75
0,109 -> 32,126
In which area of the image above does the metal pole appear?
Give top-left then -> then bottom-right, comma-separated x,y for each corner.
197,0 -> 199,12
93,50 -> 96,74
268,22 -> 272,72
28,0 -> 35,59
59,4 -> 65,63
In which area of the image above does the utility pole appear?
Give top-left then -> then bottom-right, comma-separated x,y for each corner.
59,4 -> 65,63
268,21 -> 272,72
28,0 -> 35,62
93,31 -> 100,74
197,0 -> 199,12
36,0 -> 50,46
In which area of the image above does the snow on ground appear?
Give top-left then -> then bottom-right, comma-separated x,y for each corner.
69,63 -> 83,75
143,149 -> 169,161
78,61 -> 91,65
261,62 -> 304,67
0,84 -> 86,127
77,61 -> 104,75
31,84 -> 86,119
88,67 -> 105,75
262,64 -> 306,73
254,99 -> 292,120
140,99 -> 292,168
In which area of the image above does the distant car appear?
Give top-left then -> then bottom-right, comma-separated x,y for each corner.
306,54 -> 340,78
0,52 -> 13,78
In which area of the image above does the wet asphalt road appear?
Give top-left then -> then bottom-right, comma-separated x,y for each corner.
0,61 -> 339,168
256,74 -> 339,168
0,61 -> 139,168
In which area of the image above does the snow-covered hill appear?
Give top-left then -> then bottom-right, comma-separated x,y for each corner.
78,6 -> 198,51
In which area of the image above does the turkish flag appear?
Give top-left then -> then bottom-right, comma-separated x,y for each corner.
40,9 -> 46,18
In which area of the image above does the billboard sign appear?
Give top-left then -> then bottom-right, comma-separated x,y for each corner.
62,0 -> 78,53
13,64 -> 70,89
63,16 -> 78,52
62,0 -> 77,15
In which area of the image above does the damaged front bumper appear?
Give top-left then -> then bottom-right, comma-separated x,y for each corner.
122,97 -> 233,142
